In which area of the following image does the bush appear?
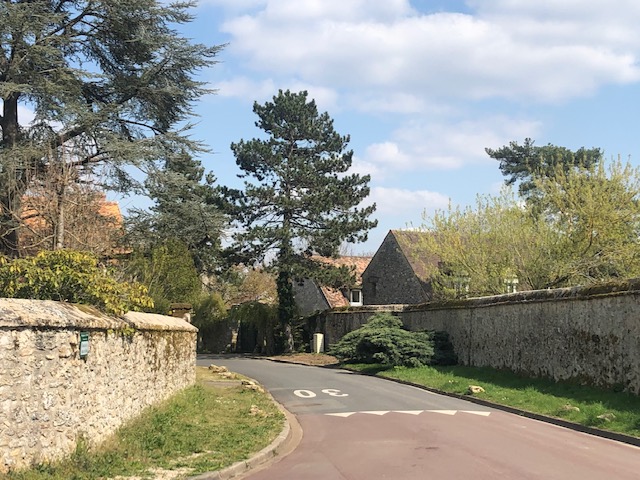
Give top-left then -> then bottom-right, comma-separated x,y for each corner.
0,250 -> 153,316
329,313 -> 434,367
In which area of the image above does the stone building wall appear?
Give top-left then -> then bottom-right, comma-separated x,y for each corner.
361,233 -> 428,305
0,299 -> 197,473
319,282 -> 640,394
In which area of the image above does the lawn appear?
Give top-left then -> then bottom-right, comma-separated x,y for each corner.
347,363 -> 640,438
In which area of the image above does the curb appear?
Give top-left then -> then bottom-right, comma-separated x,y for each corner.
188,387 -> 302,480
343,367 -> 640,448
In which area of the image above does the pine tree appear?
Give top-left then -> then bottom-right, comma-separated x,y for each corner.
126,152 -> 227,275
0,0 -> 222,255
485,138 -> 602,200
227,90 -> 377,352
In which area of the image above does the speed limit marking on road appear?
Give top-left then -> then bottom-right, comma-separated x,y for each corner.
294,389 -> 349,398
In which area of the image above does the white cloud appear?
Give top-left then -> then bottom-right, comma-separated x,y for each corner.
369,186 -> 449,213
360,115 -> 542,173
217,0 -> 640,107
214,76 -> 339,111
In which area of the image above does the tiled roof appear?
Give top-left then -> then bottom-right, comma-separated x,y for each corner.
312,255 -> 372,283
313,256 -> 372,308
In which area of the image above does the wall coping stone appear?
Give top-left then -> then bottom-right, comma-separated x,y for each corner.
0,298 -> 196,332
402,278 -> 640,312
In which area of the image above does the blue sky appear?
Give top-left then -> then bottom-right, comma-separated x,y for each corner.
140,0 -> 640,254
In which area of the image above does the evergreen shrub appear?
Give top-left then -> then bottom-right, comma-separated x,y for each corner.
330,313 -> 434,367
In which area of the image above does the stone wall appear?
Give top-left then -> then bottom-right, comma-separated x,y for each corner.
319,282 -> 640,394
0,298 -> 197,473
362,232 -> 430,305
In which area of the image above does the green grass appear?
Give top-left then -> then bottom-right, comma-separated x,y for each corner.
347,363 -> 640,438
5,367 -> 284,480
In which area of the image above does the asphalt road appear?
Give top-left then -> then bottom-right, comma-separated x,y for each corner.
197,355 -> 640,480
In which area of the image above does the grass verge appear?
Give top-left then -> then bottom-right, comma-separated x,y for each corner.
347,363 -> 640,438
5,367 -> 284,480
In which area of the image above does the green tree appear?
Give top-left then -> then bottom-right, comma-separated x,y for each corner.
421,159 -> 640,296
420,189 -> 556,297
227,90 -> 377,352
0,0 -> 222,256
192,292 -> 227,353
125,239 -> 202,315
126,152 -> 227,274
486,138 -> 602,199
534,159 -> 640,285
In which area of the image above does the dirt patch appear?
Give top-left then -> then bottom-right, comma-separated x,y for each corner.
266,353 -> 340,366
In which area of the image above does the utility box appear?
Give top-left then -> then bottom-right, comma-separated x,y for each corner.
312,333 -> 324,354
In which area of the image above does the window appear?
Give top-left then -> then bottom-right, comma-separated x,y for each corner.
504,276 -> 519,294
350,289 -> 362,306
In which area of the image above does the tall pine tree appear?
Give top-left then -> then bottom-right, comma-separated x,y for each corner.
228,90 -> 377,352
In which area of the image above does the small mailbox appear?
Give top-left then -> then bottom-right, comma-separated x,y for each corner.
79,331 -> 90,359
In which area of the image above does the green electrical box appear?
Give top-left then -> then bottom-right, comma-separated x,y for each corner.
79,332 -> 90,359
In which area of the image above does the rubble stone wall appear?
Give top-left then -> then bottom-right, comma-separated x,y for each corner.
0,299 -> 197,473
320,282 -> 640,394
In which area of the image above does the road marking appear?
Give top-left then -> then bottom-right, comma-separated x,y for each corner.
324,410 -> 491,417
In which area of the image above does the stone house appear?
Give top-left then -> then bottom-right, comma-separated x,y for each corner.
293,256 -> 372,316
361,230 -> 439,305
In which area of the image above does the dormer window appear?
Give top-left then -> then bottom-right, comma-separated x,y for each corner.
350,289 -> 363,306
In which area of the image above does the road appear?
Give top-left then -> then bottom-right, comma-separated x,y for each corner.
197,355 -> 640,480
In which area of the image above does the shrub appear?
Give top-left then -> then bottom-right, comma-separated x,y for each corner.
329,313 -> 434,367
0,250 -> 153,316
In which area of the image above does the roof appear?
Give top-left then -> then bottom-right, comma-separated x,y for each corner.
389,230 -> 439,282
313,256 -> 372,308
313,255 -> 371,283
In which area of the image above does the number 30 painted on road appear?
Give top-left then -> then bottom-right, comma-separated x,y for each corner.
293,389 -> 348,398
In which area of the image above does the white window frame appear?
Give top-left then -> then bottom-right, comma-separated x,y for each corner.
349,288 -> 363,306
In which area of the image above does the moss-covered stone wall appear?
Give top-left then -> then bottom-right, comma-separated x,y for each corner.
0,299 -> 197,473
320,281 -> 640,394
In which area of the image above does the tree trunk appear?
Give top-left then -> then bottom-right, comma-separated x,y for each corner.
0,93 -> 23,257
54,183 -> 66,250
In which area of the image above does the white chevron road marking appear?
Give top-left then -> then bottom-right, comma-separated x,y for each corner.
324,410 -> 491,417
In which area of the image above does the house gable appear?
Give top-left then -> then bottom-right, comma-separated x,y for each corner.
362,230 -> 436,305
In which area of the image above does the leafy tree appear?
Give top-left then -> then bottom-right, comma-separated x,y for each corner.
420,189 -> 556,296
126,152 -> 227,274
125,239 -> 202,315
227,90 -> 377,353
330,313 -> 434,367
486,138 -> 602,199
421,159 -> 640,295
0,0 -> 222,256
0,250 -> 153,315
534,159 -> 640,285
